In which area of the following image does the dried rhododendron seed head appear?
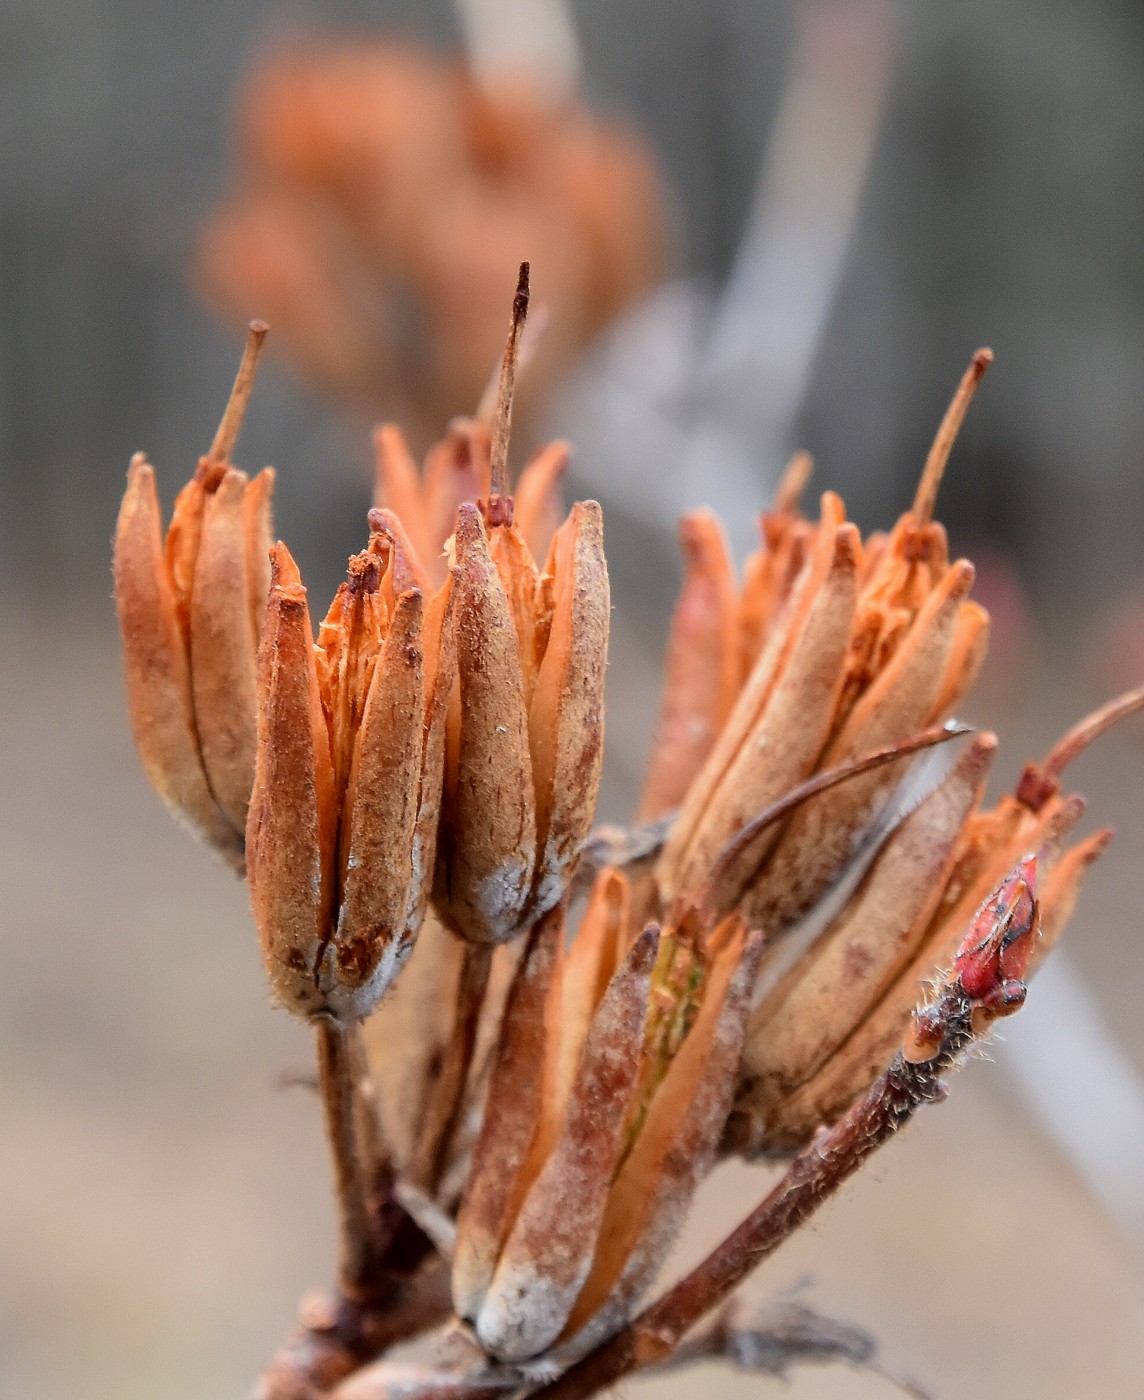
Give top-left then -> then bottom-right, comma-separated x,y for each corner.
638,510 -> 740,823
740,730 -> 997,1122
198,43 -> 670,442
246,526 -> 456,1021
114,323 -> 273,868
432,267 -> 610,945
648,351 -> 994,942
110,318 -> 1144,1398
453,876 -> 763,1363
730,685 -> 1142,1157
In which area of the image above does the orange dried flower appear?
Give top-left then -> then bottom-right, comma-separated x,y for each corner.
197,40 -> 669,439
114,324 -> 273,868
654,355 -> 993,931
453,874 -> 761,1363
111,290 -> 1143,1399
246,526 -> 456,1020
367,266 -> 611,946
726,718 -> 1115,1154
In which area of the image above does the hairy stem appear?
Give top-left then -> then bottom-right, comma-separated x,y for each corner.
412,942 -> 493,1191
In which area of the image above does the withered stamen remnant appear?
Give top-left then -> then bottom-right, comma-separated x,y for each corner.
487,260 -> 531,511
1016,680 -> 1144,810
114,321 -> 275,868
209,319 -> 269,462
911,347 -> 992,526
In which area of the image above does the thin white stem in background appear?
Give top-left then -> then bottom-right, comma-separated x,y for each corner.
454,0 -> 581,101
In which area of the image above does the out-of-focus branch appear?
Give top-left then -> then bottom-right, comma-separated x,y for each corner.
655,1292 -> 929,1397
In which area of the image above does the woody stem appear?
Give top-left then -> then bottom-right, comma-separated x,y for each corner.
316,1020 -> 381,1292
411,942 -> 493,1192
347,1022 -> 391,1202
538,990 -> 974,1400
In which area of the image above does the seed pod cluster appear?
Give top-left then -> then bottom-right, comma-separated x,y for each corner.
452,873 -> 761,1363
725,724 -> 1114,1156
113,307 -> 1140,1395
247,528 -> 456,1020
373,266 -> 612,947
654,355 -> 993,926
113,325 -> 273,867
196,39 -> 669,435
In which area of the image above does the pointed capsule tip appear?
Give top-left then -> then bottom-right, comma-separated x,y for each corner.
629,922 -> 661,974
569,498 -> 604,536
832,521 -> 861,569
454,500 -> 484,539
773,449 -> 813,513
514,261 -> 531,321
126,451 -> 154,486
269,539 -> 304,594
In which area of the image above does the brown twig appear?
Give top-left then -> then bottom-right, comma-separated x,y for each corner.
538,972 -> 985,1400
256,1022 -> 450,1399
317,1022 -> 380,1292
1016,681 -> 1144,811
347,1024 -> 391,1208
255,1256 -> 452,1400
411,942 -> 494,1192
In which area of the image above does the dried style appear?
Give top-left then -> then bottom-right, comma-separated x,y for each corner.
114,273 -> 1143,1399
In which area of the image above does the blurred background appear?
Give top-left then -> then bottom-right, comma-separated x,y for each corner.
3,1 -> 1144,1396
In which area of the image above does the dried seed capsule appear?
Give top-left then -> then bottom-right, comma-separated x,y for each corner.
638,511 -> 740,823
247,530 -> 456,1021
432,270 -> 610,944
246,544 -> 338,1016
456,872 -> 767,1363
743,731 -> 995,1107
476,924 -> 658,1360
553,920 -> 763,1364
742,557 -> 976,934
114,324 -> 273,866
435,504 -> 538,945
735,769 -> 1102,1156
662,516 -> 860,909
